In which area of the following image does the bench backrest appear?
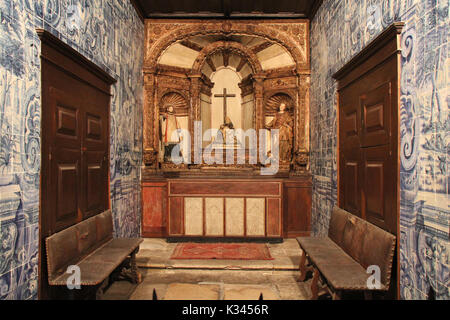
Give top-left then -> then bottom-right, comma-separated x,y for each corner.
45,209 -> 114,281
328,206 -> 396,288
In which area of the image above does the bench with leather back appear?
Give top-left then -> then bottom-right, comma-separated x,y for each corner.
45,209 -> 143,298
297,206 -> 396,299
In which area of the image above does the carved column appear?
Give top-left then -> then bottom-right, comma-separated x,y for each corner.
293,73 -> 310,173
188,72 -> 202,163
143,68 -> 158,169
253,73 -> 265,131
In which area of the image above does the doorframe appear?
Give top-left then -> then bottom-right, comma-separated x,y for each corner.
37,29 -> 116,299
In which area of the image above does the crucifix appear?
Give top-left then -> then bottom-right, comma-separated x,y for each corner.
214,88 -> 236,123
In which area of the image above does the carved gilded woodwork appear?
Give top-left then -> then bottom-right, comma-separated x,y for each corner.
191,41 -> 263,74
144,20 -> 309,72
143,19 -> 310,174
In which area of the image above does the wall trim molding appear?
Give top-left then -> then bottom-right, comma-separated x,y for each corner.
332,22 -> 405,84
36,29 -> 117,86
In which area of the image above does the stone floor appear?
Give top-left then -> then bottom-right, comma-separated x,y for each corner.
102,238 -> 312,300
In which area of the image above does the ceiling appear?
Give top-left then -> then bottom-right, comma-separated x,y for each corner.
130,0 -> 322,20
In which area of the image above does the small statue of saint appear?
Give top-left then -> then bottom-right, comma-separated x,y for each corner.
265,103 -> 294,162
160,106 -> 182,162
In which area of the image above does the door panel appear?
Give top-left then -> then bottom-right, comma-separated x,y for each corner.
360,81 -> 391,147
49,87 -> 83,232
340,92 -> 361,151
362,145 -> 396,234
53,148 -> 81,232
83,150 -> 107,219
86,113 -> 103,141
340,145 -> 362,217
56,104 -> 78,138
343,160 -> 359,215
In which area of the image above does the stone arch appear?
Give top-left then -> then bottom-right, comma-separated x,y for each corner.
191,41 -> 263,75
146,23 -> 305,71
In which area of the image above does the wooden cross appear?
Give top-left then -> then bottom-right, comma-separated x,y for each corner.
214,88 -> 236,122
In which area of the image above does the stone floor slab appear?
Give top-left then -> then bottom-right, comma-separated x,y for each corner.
136,238 -> 300,270
164,283 -> 220,300
223,284 -> 279,300
130,283 -> 168,300
116,238 -> 311,300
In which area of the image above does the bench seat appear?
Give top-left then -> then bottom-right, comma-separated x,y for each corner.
46,209 -> 143,298
48,238 -> 142,286
297,237 -> 377,290
296,206 -> 395,299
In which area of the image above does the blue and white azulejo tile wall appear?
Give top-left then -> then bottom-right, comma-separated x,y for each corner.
310,0 -> 449,300
0,0 -> 144,299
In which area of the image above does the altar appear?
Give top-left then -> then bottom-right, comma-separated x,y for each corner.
142,176 -> 311,240
141,19 -> 312,240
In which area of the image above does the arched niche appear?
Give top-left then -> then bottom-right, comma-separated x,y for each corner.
159,91 -> 188,116
192,41 -> 262,147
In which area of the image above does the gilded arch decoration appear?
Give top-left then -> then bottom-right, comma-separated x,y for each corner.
191,41 -> 263,74
144,20 -> 309,73
143,19 -> 310,175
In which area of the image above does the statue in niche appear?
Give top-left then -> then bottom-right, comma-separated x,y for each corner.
265,103 -> 294,162
213,116 -> 242,148
159,106 -> 182,162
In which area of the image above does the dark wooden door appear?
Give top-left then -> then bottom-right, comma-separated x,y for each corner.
334,23 -> 403,299
38,30 -> 114,299
47,88 -> 108,233
337,53 -> 399,235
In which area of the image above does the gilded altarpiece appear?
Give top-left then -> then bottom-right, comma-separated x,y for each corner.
141,20 -> 312,239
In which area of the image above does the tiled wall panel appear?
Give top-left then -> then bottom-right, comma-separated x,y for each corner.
0,0 -> 144,299
310,0 -> 449,300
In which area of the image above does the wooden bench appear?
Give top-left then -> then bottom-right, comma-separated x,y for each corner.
297,206 -> 396,300
46,209 -> 143,299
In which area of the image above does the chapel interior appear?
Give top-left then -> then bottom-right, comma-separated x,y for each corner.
0,0 -> 448,301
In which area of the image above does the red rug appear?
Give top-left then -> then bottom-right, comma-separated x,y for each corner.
171,243 -> 274,260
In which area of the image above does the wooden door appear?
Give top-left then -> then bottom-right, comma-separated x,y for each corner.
334,23 -> 403,298
38,29 -> 115,299
336,32 -> 400,234
47,88 -> 109,233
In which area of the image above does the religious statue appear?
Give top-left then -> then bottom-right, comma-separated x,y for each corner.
213,116 -> 242,148
218,116 -> 234,142
160,106 -> 182,162
265,103 -> 294,162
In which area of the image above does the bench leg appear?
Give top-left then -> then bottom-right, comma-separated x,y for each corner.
331,290 -> 341,300
129,248 -> 142,284
310,268 -> 320,300
298,250 -> 308,281
298,250 -> 313,282
96,279 -> 109,300
115,248 -> 142,284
